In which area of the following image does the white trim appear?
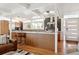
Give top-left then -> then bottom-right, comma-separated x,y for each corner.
9,17 -> 12,40
63,18 -> 66,54
54,11 -> 58,54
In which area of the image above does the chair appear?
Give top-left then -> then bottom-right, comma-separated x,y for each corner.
0,39 -> 17,55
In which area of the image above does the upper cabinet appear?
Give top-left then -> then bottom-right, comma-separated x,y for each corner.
0,20 -> 9,35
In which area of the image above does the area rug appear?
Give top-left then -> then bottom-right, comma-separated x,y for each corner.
3,49 -> 34,55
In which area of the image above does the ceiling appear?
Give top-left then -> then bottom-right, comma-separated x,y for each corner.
0,3 -> 79,19
59,3 -> 79,15
0,3 -> 57,18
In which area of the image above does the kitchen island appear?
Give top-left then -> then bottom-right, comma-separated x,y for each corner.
12,30 -> 55,51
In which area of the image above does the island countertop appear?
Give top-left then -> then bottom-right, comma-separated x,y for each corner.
12,30 -> 55,34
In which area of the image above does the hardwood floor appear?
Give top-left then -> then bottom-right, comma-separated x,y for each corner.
17,44 -> 54,55
57,40 -> 64,55
16,41 -> 63,55
17,40 -> 64,55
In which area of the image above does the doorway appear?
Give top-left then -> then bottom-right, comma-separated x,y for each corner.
64,18 -> 79,54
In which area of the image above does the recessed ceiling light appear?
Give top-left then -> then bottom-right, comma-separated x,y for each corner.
50,11 -> 55,14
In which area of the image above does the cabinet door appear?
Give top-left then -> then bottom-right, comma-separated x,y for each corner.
4,21 -> 9,34
0,21 -> 5,34
0,21 -> 1,34
26,34 -> 36,46
36,34 -> 54,50
26,33 -> 54,50
0,20 -> 9,35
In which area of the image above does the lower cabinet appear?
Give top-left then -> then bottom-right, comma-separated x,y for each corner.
12,32 -> 26,45
26,33 -> 55,51
12,32 -> 55,51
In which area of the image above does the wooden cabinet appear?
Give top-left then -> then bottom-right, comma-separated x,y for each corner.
12,32 -> 26,45
0,20 -> 9,35
26,33 -> 54,51
12,32 -> 55,51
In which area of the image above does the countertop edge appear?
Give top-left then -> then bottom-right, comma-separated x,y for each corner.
12,31 -> 55,34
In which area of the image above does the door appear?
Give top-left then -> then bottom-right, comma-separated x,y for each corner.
65,18 -> 79,54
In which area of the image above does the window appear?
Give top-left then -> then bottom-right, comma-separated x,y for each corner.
23,18 -> 44,30
12,22 -> 16,30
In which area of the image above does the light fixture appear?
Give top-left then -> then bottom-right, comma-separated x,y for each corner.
50,11 -> 55,14
43,11 -> 55,15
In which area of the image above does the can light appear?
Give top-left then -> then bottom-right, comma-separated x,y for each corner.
50,11 -> 55,14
